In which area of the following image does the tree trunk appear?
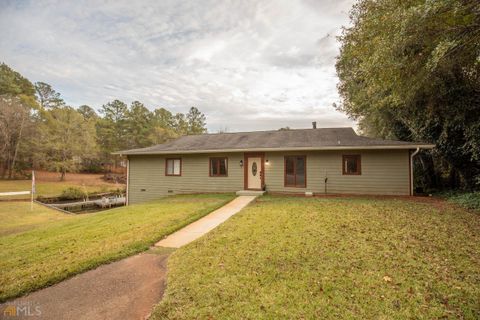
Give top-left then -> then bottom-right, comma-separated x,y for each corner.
1,161 -> 7,179
9,112 -> 26,179
448,167 -> 459,190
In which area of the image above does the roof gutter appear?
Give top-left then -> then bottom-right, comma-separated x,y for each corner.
114,144 -> 435,156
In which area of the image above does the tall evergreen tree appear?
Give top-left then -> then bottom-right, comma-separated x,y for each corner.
149,108 -> 178,145
96,100 -> 129,158
172,113 -> 188,135
126,101 -> 153,148
34,82 -> 65,109
151,108 -> 174,129
186,106 -> 207,134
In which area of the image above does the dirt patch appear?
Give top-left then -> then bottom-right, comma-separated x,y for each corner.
0,252 -> 170,320
403,195 -> 455,211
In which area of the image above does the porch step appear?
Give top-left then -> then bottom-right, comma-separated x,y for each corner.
236,190 -> 266,196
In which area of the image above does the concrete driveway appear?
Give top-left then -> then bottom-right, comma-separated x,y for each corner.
0,251 -> 171,320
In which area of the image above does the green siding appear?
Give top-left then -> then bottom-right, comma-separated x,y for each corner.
128,153 -> 243,204
128,150 -> 410,204
264,150 -> 410,195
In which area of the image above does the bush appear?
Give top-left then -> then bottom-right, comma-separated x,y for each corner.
59,187 -> 88,201
447,192 -> 480,211
80,164 -> 104,174
113,188 -> 125,196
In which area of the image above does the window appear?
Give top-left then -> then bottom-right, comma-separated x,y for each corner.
210,157 -> 228,177
165,158 -> 181,176
284,156 -> 306,187
343,155 -> 361,175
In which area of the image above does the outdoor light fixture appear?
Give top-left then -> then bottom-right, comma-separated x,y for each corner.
265,159 -> 270,165
239,160 -> 243,167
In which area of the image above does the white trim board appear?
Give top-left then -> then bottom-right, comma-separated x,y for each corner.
0,191 -> 31,196
118,144 -> 435,156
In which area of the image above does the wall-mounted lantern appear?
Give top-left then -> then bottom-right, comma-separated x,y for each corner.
265,159 -> 270,165
239,160 -> 243,167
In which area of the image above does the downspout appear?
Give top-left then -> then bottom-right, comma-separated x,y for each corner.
125,156 -> 129,206
410,147 -> 420,196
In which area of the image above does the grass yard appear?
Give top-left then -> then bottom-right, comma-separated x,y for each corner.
0,202 -> 71,236
0,194 -> 234,302
153,196 -> 480,319
0,171 -> 122,200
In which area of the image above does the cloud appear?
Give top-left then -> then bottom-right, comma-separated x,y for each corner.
0,0 -> 356,132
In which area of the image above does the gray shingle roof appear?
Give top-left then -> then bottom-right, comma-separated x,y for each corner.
115,127 -> 434,155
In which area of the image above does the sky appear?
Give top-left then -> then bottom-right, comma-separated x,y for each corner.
0,0 -> 356,132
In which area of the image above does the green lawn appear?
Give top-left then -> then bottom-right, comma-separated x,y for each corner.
152,196 -> 480,319
0,202 -> 71,236
0,180 -> 120,200
0,194 -> 234,302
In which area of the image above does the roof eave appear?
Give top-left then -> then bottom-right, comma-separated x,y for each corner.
115,144 -> 435,156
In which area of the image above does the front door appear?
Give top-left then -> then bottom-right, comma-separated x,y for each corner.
247,157 -> 262,189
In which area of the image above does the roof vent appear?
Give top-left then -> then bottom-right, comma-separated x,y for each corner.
312,121 -> 317,129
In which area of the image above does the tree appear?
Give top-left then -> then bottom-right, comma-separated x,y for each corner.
0,64 -> 37,178
0,96 -> 32,178
148,108 -> 178,144
125,101 -> 153,148
96,99 -> 129,169
96,99 -> 129,152
36,106 -> 97,180
35,82 -> 65,109
336,0 -> 480,190
77,105 -> 98,121
185,106 -> 207,134
0,63 -> 35,97
151,108 -> 174,129
172,113 -> 188,135
1,62 -> 212,176
148,126 -> 178,145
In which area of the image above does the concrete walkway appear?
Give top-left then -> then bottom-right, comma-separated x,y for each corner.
156,195 -> 257,248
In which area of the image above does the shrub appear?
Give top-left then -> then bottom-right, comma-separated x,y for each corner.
110,188 -> 124,196
59,187 -> 88,201
447,192 -> 480,211
80,164 -> 103,174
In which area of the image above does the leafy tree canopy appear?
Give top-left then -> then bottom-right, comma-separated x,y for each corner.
0,63 -> 35,97
336,0 -> 480,189
0,63 -> 209,178
35,106 -> 97,180
77,105 -> 98,120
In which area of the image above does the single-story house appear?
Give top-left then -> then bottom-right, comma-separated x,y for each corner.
115,126 -> 434,205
